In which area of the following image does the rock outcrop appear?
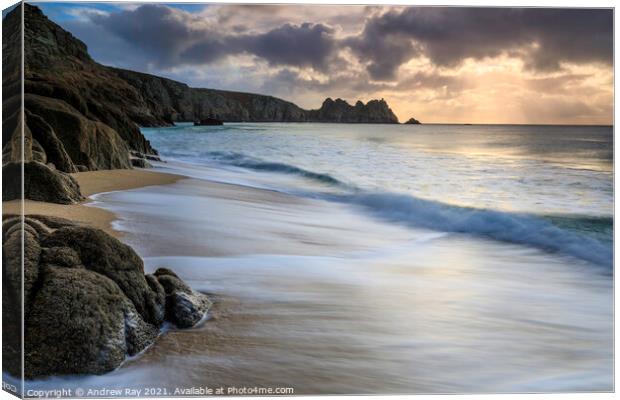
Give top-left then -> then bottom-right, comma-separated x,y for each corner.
404,117 -> 422,124
3,4 -> 158,174
22,4 -> 160,150
2,4 -> 160,204
154,268 -> 212,328
2,215 -> 211,379
3,161 -> 84,204
307,98 -> 399,123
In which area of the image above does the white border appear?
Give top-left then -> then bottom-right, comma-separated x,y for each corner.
0,1 -> 615,400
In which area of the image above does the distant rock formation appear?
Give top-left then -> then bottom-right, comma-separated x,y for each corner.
2,4 -> 401,205
404,117 -> 421,125
306,98 -> 399,123
112,68 -> 400,124
2,215 -> 211,379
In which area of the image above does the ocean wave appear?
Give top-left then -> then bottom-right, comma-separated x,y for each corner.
330,192 -> 612,268
203,151 -> 349,187
159,148 -> 612,267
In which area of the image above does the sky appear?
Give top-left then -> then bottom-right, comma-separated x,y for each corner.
35,2 -> 613,125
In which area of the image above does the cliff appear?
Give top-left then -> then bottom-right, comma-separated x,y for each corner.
21,5 -> 162,156
111,68 -> 400,124
111,68 -> 309,123
3,4 -> 402,204
3,4 -> 160,174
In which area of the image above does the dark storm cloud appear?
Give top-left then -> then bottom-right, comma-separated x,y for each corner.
89,4 -> 337,70
345,7 -> 613,80
244,23 -> 336,70
181,22 -> 336,70
91,5 -> 194,67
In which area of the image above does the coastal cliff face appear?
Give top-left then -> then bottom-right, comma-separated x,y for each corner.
112,68 -> 400,124
15,4 -> 160,167
3,4 -> 161,204
112,68 -> 310,123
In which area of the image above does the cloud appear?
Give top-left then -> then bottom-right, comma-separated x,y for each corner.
91,5 -> 195,68
344,7 -> 613,80
521,97 -> 599,122
210,4 -> 370,34
59,17 -> 154,70
525,73 -> 592,94
72,4 -> 614,80
181,22 -> 337,71
243,23 -> 336,70
88,4 -> 338,71
65,6 -> 109,21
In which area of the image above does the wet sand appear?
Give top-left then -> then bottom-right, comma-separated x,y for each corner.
73,169 -> 183,197
2,168 -> 184,237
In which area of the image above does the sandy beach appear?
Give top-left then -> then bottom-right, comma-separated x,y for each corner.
2,168 -> 184,237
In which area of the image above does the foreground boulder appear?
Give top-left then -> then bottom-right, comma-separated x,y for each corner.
2,215 -> 211,379
3,161 -> 84,204
155,268 -> 212,328
25,267 -> 158,377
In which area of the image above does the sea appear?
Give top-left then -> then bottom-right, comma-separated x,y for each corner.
23,123 -> 613,394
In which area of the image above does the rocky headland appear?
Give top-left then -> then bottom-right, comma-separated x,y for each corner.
110,69 -> 400,124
